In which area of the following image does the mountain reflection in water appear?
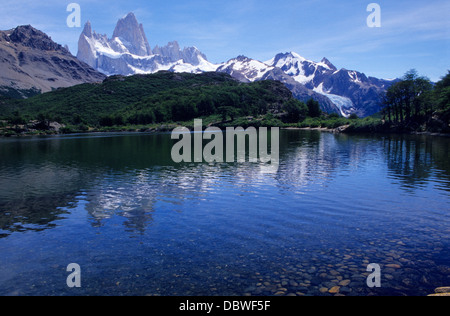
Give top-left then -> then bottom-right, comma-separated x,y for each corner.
0,131 -> 448,296
0,131 -> 448,237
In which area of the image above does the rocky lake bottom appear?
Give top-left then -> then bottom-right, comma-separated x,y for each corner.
0,130 -> 449,296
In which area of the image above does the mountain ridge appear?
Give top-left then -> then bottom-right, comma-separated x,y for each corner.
77,12 -> 396,117
0,25 -> 106,98
77,13 -> 214,76
112,13 -> 152,56
1,13 -> 397,117
215,55 -> 340,114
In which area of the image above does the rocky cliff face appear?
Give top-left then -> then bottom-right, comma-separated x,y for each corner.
112,13 -> 152,56
76,12 -> 396,117
151,42 -> 208,66
77,13 -> 213,76
215,56 -> 340,114
0,25 -> 106,97
265,52 -> 396,117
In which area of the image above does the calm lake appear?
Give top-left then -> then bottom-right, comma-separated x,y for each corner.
0,130 -> 449,296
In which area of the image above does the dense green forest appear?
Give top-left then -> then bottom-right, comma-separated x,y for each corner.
0,70 -> 448,136
0,72 -> 324,135
380,70 -> 450,133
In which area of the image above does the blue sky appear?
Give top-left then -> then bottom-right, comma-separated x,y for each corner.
0,0 -> 449,81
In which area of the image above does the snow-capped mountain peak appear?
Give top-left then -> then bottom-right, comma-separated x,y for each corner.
77,13 -> 212,76
265,52 -> 325,85
111,12 -> 151,56
76,14 -> 396,117
169,55 -> 219,74
216,56 -> 274,82
262,51 -> 396,117
319,57 -> 337,71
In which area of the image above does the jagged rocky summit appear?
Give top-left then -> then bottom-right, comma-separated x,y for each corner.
0,25 -> 106,97
77,13 -> 215,76
77,13 -> 396,117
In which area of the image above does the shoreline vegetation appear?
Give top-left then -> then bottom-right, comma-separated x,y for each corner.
1,70 -> 448,138
1,116 -> 449,138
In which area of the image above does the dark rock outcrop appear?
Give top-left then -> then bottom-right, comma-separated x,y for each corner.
0,25 -> 106,97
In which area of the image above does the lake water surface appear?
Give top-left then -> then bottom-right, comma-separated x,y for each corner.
0,130 -> 449,296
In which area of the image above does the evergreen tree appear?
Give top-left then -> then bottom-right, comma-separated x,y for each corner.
382,69 -> 433,125
434,71 -> 450,114
283,99 -> 308,123
307,99 -> 322,118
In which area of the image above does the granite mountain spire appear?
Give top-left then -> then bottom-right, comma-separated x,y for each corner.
77,12 -> 213,76
112,13 -> 152,56
76,13 -> 397,117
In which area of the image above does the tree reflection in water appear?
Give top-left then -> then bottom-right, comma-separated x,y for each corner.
0,131 -> 449,238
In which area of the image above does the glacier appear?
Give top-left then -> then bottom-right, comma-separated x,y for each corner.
76,13 -> 395,117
